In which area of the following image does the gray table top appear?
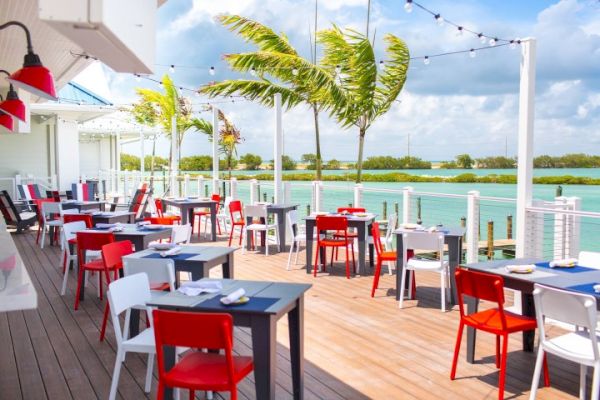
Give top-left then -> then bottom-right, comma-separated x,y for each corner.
266,204 -> 298,211
147,279 -> 312,315
126,245 -> 236,262
87,223 -> 172,236
394,226 -> 465,237
305,212 -> 377,222
162,198 -> 216,207
62,200 -> 106,206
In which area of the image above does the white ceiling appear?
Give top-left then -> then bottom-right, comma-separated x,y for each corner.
0,0 -> 93,101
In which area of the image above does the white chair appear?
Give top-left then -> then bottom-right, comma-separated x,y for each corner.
59,221 -> 87,295
107,273 -> 155,400
530,284 -> 600,400
123,257 -> 176,293
216,196 -> 233,234
242,204 -> 279,256
398,231 -> 449,311
286,209 -> 320,270
368,213 -> 398,275
579,251 -> 600,269
171,223 -> 191,245
40,201 -> 64,249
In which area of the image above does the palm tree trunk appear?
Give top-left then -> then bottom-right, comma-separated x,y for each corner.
312,104 -> 322,180
150,137 -> 156,179
356,127 -> 366,183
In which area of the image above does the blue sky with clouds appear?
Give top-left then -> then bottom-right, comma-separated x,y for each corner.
76,0 -> 600,161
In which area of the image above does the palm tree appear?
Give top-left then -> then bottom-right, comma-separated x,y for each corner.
200,15 -> 343,180
316,26 -> 410,182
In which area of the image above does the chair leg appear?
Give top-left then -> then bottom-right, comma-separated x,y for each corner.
529,347 -> 545,400
591,363 -> 600,400
238,226 -> 243,246
313,244 -> 320,277
109,349 -> 124,400
241,227 -> 247,254
399,266 -> 408,309
228,224 -> 234,246
265,230 -> 269,256
578,364 -> 587,400
61,259 -> 69,296
145,353 -> 154,393
287,240 -> 294,270
371,259 -> 382,297
440,269 -> 446,312
345,244 -> 350,279
100,302 -> 110,341
407,270 -> 414,300
157,381 -> 165,400
495,335 -> 501,368
294,241 -> 300,265
498,334 -> 508,400
450,322 -> 465,380
74,266 -> 84,310
189,390 -> 195,400
40,227 -> 46,249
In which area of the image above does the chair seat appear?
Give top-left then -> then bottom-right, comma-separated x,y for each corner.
319,238 -> 351,247
20,211 -> 36,220
122,327 -> 156,353
232,219 -> 245,225
81,259 -> 120,271
544,331 -> 600,363
68,238 -> 77,245
380,251 -> 397,261
334,231 -> 358,238
150,282 -> 170,291
406,258 -> 448,271
247,223 -> 277,231
463,308 -> 538,334
193,209 -> 210,216
46,220 -> 63,227
163,352 -> 253,391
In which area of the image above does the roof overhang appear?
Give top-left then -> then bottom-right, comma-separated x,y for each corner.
30,103 -> 116,123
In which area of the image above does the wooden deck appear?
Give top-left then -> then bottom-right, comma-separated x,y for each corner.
1,229 -> 584,399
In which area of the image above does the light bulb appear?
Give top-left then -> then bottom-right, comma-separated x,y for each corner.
195,91 -> 200,97
169,65 -> 175,73
134,74 -> 141,82
423,56 -> 430,65
209,66 -> 216,75
457,26 -> 463,36
379,60 -> 385,69
510,39 -> 520,49
335,65 -> 342,74
478,33 -> 486,44
434,14 -> 444,26
292,68 -> 299,76
250,67 -> 257,76
489,38 -> 497,46
469,49 -> 476,58
404,0 -> 413,13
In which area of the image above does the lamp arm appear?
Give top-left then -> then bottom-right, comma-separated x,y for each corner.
0,21 -> 33,53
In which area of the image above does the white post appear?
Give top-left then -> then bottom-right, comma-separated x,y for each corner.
123,171 -> 129,201
212,107 -> 219,194
170,115 -> 178,197
230,177 -> 238,199
283,181 -> 291,204
273,93 -> 283,204
402,186 -> 413,224
553,197 -> 568,260
567,197 -> 581,258
466,190 -> 480,264
139,129 -> 145,177
184,174 -> 190,197
197,175 -> 204,197
249,179 -> 258,205
312,181 -> 323,212
50,174 -> 57,190
515,38 -> 537,258
353,184 -> 363,208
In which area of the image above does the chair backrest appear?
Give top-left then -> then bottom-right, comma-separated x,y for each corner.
211,194 -> 221,213
153,310 -> 235,384
0,190 -> 20,224
76,232 -> 115,264
63,213 -> 93,228
154,198 -> 165,218
33,198 -> 55,224
533,283 -> 599,360
123,257 -> 176,291
229,200 -> 243,221
47,190 -> 61,202
221,196 -> 233,214
171,224 -> 191,245
578,251 -> 600,269
287,209 -> 299,236
18,184 -> 41,201
316,215 -> 348,232
455,268 -> 506,326
41,201 -> 62,221
107,273 -> 152,347
385,213 -> 398,242
403,231 -> 444,252
71,183 -> 93,201
144,217 -> 175,225
62,221 -> 87,245
102,240 -> 134,271
337,207 -> 366,214
372,222 -> 385,256
244,204 -> 267,219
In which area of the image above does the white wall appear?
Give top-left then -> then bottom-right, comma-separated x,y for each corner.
55,118 -> 80,190
0,118 -> 52,178
79,136 -> 115,178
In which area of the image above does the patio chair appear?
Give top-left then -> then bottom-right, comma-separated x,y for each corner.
398,230 -> 449,311
17,183 -> 42,202
107,273 -> 156,400
371,222 -> 398,297
332,207 -> 364,260
450,268 -> 548,400
217,196 -> 233,234
154,198 -> 181,224
228,200 -> 245,246
153,310 -> 254,400
60,221 -> 87,295
171,223 -> 192,245
287,209 -> 320,270
368,212 -> 398,275
38,200 -> 64,249
193,193 -> 222,236
530,284 -> 596,400
71,182 -> 96,201
46,190 -> 61,202
63,213 -> 93,228
578,251 -> 600,269
313,215 -> 355,279
123,257 -> 176,292
242,204 -> 279,256
0,190 -> 37,232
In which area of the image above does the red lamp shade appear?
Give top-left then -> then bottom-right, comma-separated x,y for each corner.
0,112 -> 14,132
8,64 -> 56,101
0,86 -> 26,122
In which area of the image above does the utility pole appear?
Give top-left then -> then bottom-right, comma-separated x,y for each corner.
407,133 -> 410,158
366,0 -> 371,38
505,135 -> 508,158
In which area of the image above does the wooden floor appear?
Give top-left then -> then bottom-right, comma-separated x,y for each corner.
0,228 -> 585,400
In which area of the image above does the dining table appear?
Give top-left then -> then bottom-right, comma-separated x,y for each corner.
147,278 -> 311,400
245,203 -> 299,253
161,198 -> 218,241
305,212 -> 377,276
88,211 -> 135,225
61,200 -> 106,212
463,257 -> 600,363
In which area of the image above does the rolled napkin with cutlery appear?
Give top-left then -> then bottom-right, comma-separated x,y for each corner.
96,223 -> 118,229
221,288 -> 246,305
594,284 -> 600,293
109,226 -> 124,232
160,246 -> 182,257
505,264 -> 536,273
549,258 -> 578,268
178,280 -> 222,296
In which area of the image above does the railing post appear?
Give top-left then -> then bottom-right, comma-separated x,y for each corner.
402,186 -> 413,224
249,179 -> 258,205
183,174 -> 190,197
123,171 -> 129,201
230,177 -> 238,199
487,220 -> 494,260
566,197 -> 581,258
353,183 -> 363,208
553,196 -> 568,259
526,199 -> 545,259
312,181 -> 323,212
283,181 -> 291,204
197,175 -> 204,197
466,190 -> 480,263
506,215 -> 513,239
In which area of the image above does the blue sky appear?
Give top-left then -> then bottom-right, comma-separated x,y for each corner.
76,0 -> 600,161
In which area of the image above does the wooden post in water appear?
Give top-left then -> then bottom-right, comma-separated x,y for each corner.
348,202 -> 353,208
487,220 -> 494,260
307,204 -> 311,215
460,217 -> 466,239
222,181 -> 226,197
271,196 -> 274,204
395,202 -> 399,218
556,185 -> 563,197
507,215 -> 513,239
204,184 -> 208,197
416,197 -> 422,225
257,183 -> 261,201
382,201 -> 387,219
263,192 -> 268,202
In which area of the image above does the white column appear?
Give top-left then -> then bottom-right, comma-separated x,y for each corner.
312,181 -> 323,212
230,177 -> 238,199
283,181 -> 291,204
402,186 -> 413,224
466,190 -> 480,264
170,116 -> 178,197
212,107 -> 219,194
353,184 -> 363,208
249,179 -> 258,204
567,197 -> 581,258
553,197 -> 568,260
139,129 -> 145,176
197,175 -> 204,197
184,174 -> 190,197
273,93 -> 283,204
515,38 -> 537,258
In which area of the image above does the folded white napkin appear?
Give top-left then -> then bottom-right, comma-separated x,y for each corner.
96,223 -> 118,229
109,226 -> 124,232
149,242 -> 176,250
594,284 -> 600,293
137,221 -> 150,226
160,246 -> 182,257
549,258 -> 578,268
505,264 -> 536,273
221,288 -> 246,305
177,280 -> 222,296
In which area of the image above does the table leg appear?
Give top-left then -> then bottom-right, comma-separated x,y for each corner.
466,296 -> 479,363
395,233 -> 403,301
357,223 -> 366,275
210,203 -> 217,241
447,237 -> 462,306
277,210 -> 286,253
162,345 -> 176,399
288,297 -> 304,400
521,293 -> 535,352
368,243 -> 374,268
246,216 -> 253,251
187,207 -> 194,228
305,220 -> 315,274
251,315 -> 277,400
223,253 -> 234,279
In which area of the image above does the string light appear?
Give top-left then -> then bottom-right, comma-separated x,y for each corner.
434,14 -> 444,26
250,67 -> 257,76
489,38 -> 497,46
423,56 -> 430,65
457,26 -> 463,36
292,68 -> 299,76
404,0 -> 413,13
379,60 -> 385,69
209,66 -> 215,76
478,33 -> 486,44
169,64 -> 175,73
134,74 -> 141,82
469,48 -> 476,58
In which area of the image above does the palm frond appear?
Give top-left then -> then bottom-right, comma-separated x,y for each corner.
218,15 -> 298,55
374,34 -> 410,117
200,79 -> 306,110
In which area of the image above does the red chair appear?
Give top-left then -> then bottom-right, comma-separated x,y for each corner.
144,217 -> 175,225
450,268 -> 549,400
33,198 -> 57,245
99,240 -> 134,341
63,213 -> 93,228
332,207 -> 364,260
73,232 -> 115,310
370,222 -> 399,297
193,193 -> 221,236
313,215 -> 355,279
228,200 -> 245,246
153,310 -> 254,400
155,198 -> 181,224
